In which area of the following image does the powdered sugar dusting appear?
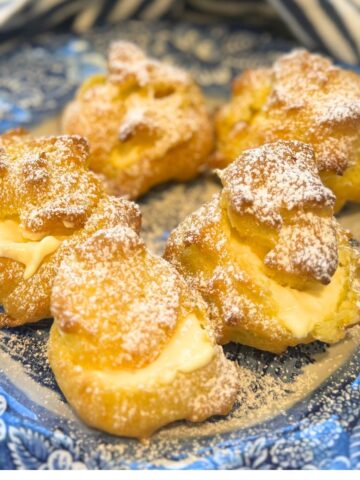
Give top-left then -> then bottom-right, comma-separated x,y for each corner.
108,41 -> 189,88
216,49 -> 360,177
201,263 -> 263,340
118,105 -> 156,141
264,212 -> 338,284
0,130 -> 102,232
51,224 -> 190,368
219,140 -> 335,229
0,146 -> 8,171
83,195 -> 141,235
316,97 -> 360,125
219,141 -> 339,284
268,49 -> 360,173
169,193 -> 222,249
271,50 -> 360,123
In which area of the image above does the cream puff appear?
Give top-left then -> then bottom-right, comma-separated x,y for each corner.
48,224 -> 239,438
63,41 -> 214,199
214,49 -> 360,211
165,141 -> 360,353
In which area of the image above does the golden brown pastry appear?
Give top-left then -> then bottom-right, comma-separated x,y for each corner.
48,224 -> 239,438
62,41 -> 214,199
0,129 -> 140,327
214,49 -> 360,211
165,141 -> 360,353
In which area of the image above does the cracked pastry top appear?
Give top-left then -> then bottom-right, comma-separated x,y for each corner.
48,223 -> 239,438
62,41 -> 214,199
0,129 -> 141,327
165,140 -> 360,353
214,49 -> 360,211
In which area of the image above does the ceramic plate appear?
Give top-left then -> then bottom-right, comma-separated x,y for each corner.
0,22 -> 359,470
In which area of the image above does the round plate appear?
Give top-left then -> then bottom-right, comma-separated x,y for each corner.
0,22 -> 360,470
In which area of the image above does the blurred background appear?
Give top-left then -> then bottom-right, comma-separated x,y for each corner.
1,0 -> 360,133
1,0 -> 360,63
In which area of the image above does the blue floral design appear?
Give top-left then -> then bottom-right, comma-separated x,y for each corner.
1,324 -> 359,470
6,426 -> 86,470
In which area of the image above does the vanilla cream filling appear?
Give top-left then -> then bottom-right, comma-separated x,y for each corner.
0,220 -> 61,279
91,313 -> 216,388
229,238 -> 346,339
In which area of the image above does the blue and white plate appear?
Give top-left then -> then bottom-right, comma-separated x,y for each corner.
0,22 -> 360,470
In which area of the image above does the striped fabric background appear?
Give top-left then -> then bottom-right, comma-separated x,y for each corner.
0,0 -> 359,63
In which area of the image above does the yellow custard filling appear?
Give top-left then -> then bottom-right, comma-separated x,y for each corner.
0,220 -> 61,279
60,312 -> 216,388
228,238 -> 347,339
